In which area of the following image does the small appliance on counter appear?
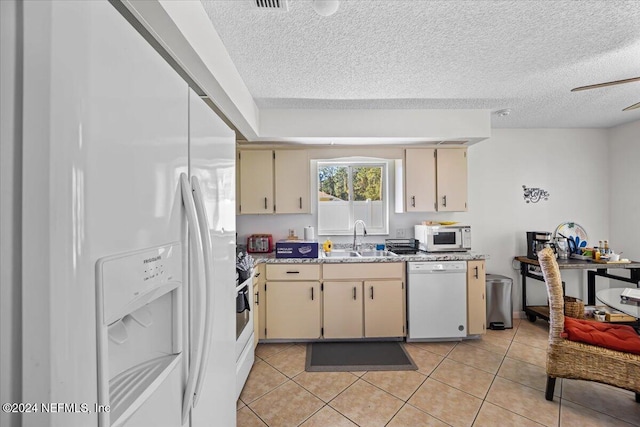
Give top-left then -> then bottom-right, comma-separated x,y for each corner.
247,234 -> 273,253
385,238 -> 420,254
526,231 -> 553,259
414,224 -> 471,252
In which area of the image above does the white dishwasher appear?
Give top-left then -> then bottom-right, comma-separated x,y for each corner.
407,261 -> 468,341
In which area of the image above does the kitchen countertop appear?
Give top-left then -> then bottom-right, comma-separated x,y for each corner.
251,251 -> 488,264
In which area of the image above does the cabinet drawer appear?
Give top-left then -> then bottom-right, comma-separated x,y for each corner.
323,262 -> 403,280
266,264 -> 321,281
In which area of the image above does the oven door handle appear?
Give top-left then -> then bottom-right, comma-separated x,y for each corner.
191,176 -> 215,407
180,174 -> 206,424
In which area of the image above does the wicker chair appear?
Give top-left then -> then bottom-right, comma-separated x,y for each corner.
537,247 -> 640,403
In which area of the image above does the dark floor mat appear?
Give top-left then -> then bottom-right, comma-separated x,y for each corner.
305,341 -> 417,372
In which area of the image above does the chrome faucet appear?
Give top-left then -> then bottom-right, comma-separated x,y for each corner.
352,220 -> 368,251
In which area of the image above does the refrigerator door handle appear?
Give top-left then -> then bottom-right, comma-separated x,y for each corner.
180,173 -> 206,424
190,176 -> 215,406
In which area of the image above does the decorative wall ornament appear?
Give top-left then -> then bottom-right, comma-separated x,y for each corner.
522,185 -> 550,203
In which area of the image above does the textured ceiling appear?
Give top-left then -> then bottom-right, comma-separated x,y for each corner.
200,0 -> 640,128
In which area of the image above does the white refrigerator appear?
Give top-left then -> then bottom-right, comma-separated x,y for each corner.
14,1 -> 236,426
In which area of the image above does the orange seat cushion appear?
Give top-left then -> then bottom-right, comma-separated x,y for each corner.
562,317 -> 640,355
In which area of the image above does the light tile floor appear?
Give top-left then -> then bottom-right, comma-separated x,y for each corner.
237,319 -> 640,426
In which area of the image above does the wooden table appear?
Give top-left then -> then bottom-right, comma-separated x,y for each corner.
515,256 -> 640,322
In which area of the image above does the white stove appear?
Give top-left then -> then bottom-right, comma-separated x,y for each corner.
235,274 -> 255,399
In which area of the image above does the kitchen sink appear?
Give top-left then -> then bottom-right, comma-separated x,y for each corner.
358,250 -> 398,257
323,249 -> 398,258
323,250 -> 361,258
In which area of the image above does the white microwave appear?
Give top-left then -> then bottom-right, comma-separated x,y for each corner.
414,225 -> 471,252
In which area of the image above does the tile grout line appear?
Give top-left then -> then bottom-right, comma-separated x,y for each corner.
247,321 -> 636,427
474,325 -> 562,427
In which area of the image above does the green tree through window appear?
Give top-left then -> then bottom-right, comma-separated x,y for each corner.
317,161 -> 388,235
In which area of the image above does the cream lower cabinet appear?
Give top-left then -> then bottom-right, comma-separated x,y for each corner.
322,263 -> 405,339
323,281 -> 363,339
264,264 -> 321,339
256,264 -> 266,341
252,268 -> 263,347
363,281 -> 404,338
467,260 -> 486,335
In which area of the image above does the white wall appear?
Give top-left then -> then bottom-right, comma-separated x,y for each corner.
465,129 -> 610,310
237,128 -> 612,312
608,120 -> 640,265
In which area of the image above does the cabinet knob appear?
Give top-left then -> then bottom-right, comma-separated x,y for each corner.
442,195 -> 447,207
264,197 -> 268,209
311,287 -> 314,300
353,287 -> 357,300
474,266 -> 479,279
411,196 -> 416,207
299,197 -> 302,209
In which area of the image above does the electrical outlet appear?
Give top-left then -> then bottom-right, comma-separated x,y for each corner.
396,228 -> 406,238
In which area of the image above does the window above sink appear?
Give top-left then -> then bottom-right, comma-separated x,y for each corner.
317,158 -> 390,236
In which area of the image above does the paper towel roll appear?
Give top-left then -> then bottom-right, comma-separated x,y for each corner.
304,226 -> 315,241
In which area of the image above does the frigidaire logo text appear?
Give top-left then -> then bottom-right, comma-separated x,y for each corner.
143,255 -> 161,264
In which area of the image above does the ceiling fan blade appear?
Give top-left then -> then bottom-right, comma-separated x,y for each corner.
571,76 -> 640,92
623,101 -> 640,111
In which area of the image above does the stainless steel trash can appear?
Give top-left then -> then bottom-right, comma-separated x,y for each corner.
486,274 -> 513,329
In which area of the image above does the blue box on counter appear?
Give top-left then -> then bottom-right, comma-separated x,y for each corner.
275,240 -> 319,258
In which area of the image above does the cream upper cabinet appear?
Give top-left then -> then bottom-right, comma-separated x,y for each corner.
437,149 -> 468,212
323,281 -> 363,339
274,150 -> 310,214
238,150 -> 274,214
364,280 -> 404,338
467,260 -> 486,335
402,148 -> 467,212
238,149 -> 310,215
405,148 -> 436,212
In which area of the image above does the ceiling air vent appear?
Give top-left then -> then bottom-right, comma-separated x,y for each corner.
254,0 -> 289,11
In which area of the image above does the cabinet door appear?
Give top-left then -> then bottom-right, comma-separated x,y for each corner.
265,281 -> 321,339
364,281 -> 404,338
467,260 -> 486,335
436,149 -> 467,212
253,280 -> 260,348
405,148 -> 436,212
256,264 -> 266,340
323,282 -> 363,339
239,150 -> 273,214
274,150 -> 310,214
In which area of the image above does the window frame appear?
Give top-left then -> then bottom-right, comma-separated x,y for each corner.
316,159 -> 389,236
